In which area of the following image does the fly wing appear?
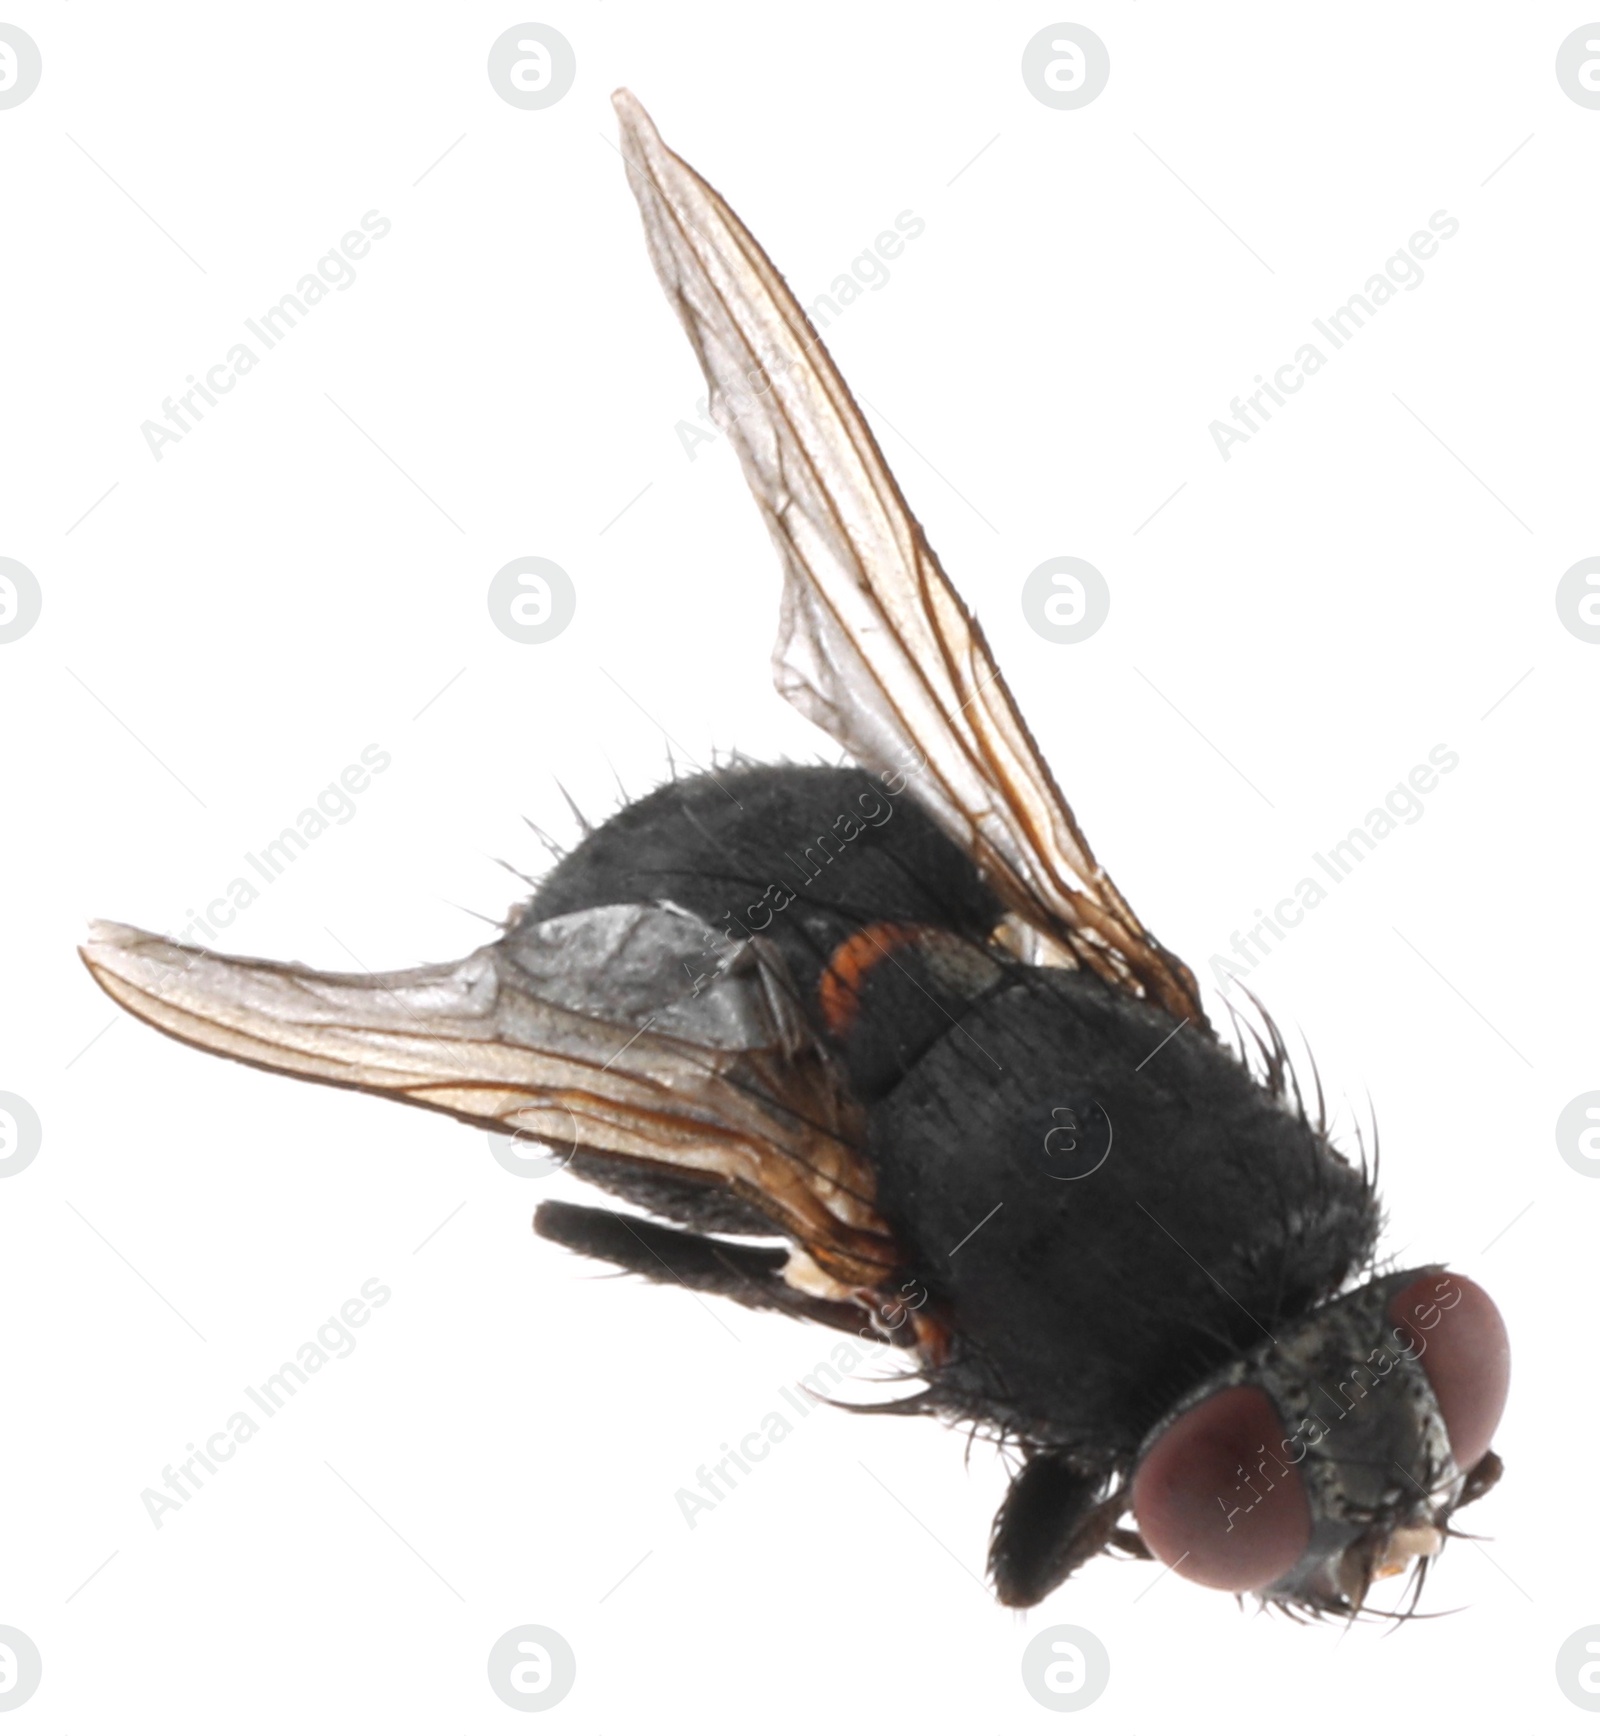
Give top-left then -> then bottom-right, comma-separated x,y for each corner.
79,905 -> 896,1291
614,90 -> 1204,1028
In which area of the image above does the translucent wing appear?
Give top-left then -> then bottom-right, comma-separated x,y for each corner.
80,905 -> 897,1292
614,90 -> 1203,1027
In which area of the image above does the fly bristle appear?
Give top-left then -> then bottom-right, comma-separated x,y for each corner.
442,900 -> 502,930
491,856 -> 541,889
551,777 -> 593,836
1225,980 -> 1301,1110
522,815 -> 566,863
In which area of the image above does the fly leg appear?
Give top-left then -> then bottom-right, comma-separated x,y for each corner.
1455,1448 -> 1503,1510
988,1452 -> 1129,1607
533,1200 -> 870,1334
562,1150 -> 784,1237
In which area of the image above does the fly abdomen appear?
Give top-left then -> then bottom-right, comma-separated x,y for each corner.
519,764 -> 1003,1091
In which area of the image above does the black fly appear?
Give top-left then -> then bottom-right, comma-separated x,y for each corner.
81,92 -> 1508,1617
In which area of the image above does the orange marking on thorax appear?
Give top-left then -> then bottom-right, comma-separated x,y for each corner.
818,921 -> 926,1036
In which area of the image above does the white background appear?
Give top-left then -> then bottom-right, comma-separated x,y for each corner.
3,2 -> 1595,1728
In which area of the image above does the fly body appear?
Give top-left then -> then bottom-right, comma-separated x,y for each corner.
81,93 -> 1508,1617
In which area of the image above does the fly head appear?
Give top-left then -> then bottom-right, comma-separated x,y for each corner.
1128,1266 -> 1509,1617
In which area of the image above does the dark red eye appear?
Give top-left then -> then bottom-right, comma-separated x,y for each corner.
1131,1385 -> 1310,1591
1386,1271 -> 1509,1471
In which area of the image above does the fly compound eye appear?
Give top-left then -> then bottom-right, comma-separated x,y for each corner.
1130,1385 -> 1311,1591
1386,1270 -> 1509,1473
